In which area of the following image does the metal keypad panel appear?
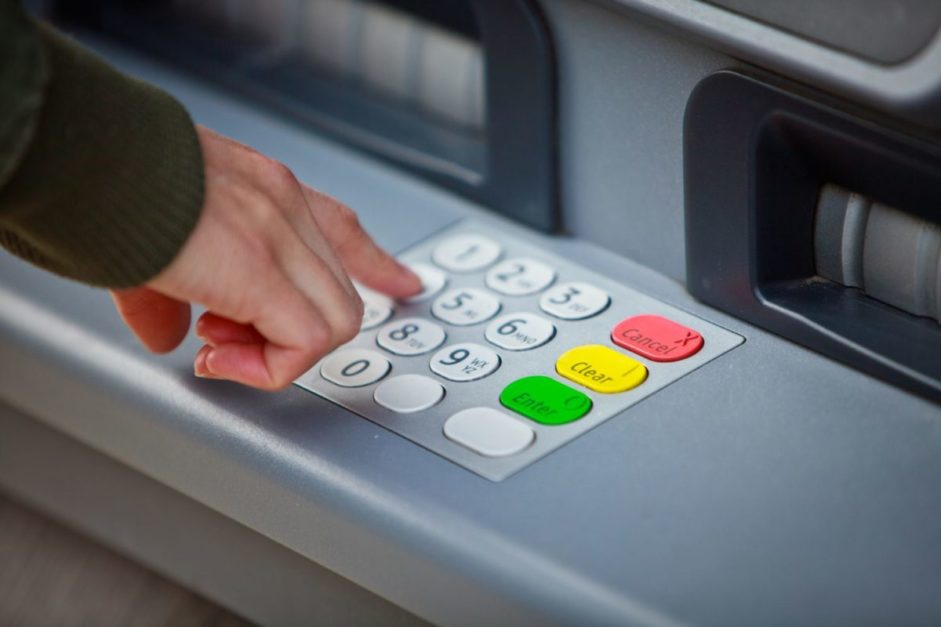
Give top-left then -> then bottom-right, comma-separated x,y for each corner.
295,224 -> 743,481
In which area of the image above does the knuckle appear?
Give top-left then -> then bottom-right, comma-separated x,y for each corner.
302,321 -> 332,356
242,190 -> 280,224
334,203 -> 362,234
337,306 -> 361,344
255,156 -> 299,197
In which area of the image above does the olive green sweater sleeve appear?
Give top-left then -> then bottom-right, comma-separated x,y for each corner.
0,2 -> 204,288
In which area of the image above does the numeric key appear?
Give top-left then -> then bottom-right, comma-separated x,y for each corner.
485,313 -> 556,351
431,288 -> 501,326
430,343 -> 501,382
355,285 -> 394,330
377,317 -> 447,356
432,234 -> 502,272
539,282 -> 610,320
404,263 -> 447,303
486,257 -> 556,296
320,349 -> 391,387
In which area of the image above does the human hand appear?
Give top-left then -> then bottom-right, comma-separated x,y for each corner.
110,126 -> 421,390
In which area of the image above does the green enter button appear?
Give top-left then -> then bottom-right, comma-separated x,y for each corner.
499,376 -> 592,425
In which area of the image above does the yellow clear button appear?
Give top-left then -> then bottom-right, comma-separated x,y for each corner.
556,344 -> 648,393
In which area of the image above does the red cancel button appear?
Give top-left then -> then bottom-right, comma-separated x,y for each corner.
611,315 -> 703,362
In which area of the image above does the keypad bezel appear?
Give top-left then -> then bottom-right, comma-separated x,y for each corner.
295,224 -> 743,481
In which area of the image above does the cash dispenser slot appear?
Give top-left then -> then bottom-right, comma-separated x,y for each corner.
62,0 -> 557,230
685,71 -> 941,401
815,185 -> 941,325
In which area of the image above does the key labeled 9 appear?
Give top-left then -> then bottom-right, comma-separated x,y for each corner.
430,343 -> 502,382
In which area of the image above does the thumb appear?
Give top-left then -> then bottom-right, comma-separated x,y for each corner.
110,287 -> 191,354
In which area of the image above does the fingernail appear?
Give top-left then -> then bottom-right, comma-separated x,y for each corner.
194,319 -> 209,342
194,346 -> 213,378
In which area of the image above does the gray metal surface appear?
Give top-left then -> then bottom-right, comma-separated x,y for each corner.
542,0 -> 736,281
300,222 -> 741,481
1,28 -> 941,627
703,0 -> 941,65
0,402 -> 425,627
598,0 -> 941,126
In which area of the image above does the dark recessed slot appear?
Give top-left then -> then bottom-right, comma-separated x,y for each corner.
57,0 -> 558,231
685,71 -> 941,401
814,185 -> 940,325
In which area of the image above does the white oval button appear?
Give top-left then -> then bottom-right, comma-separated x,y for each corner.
485,257 -> 556,296
376,317 -> 447,356
485,313 -> 556,351
444,407 -> 535,457
432,234 -> 501,273
404,263 -> 447,303
430,343 -> 501,382
431,288 -> 501,326
320,349 -> 391,387
356,286 -> 394,330
374,374 -> 445,413
539,282 -> 611,320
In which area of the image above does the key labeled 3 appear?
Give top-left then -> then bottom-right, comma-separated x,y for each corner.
540,282 -> 610,320
430,343 -> 501,382
377,317 -> 447,356
432,288 -> 501,326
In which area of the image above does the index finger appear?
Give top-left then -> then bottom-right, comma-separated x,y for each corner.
301,185 -> 422,299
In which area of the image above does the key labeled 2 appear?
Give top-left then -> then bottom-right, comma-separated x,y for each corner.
486,257 -> 556,296
431,288 -> 501,326
430,343 -> 501,382
377,317 -> 447,356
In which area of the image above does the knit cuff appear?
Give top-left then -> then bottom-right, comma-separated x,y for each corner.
0,22 -> 204,288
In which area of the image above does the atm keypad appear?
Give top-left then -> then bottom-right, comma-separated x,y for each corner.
295,225 -> 743,481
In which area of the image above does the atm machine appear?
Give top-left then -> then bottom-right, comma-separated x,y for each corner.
1,1 -> 940,624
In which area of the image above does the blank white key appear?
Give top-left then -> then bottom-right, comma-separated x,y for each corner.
374,374 -> 444,413
485,313 -> 556,351
431,288 -> 501,326
356,286 -> 394,330
444,407 -> 535,457
431,234 -> 501,272
404,263 -> 447,303
430,343 -> 501,382
485,257 -> 556,296
320,349 -> 391,387
376,317 -> 446,356
539,282 -> 611,320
